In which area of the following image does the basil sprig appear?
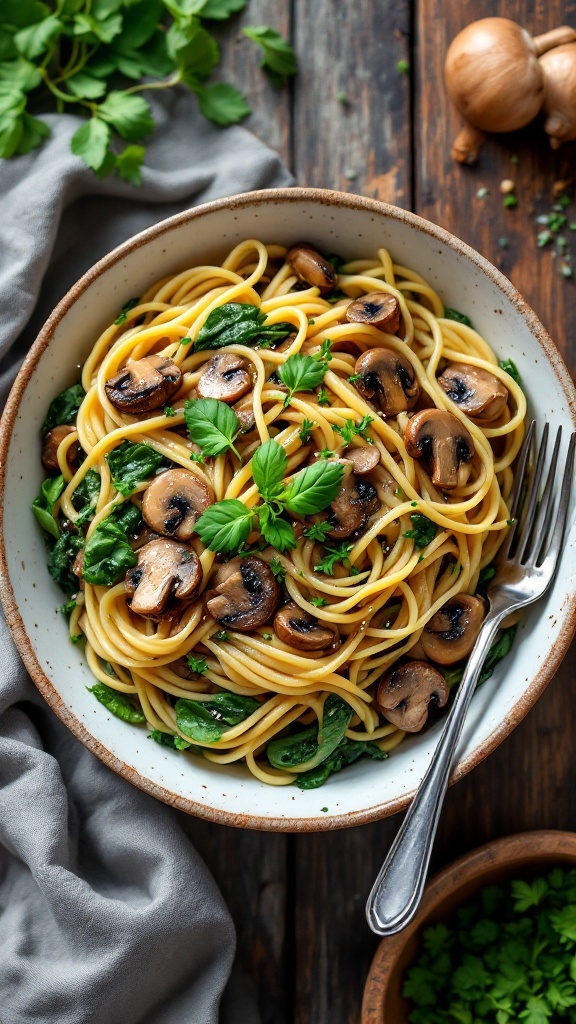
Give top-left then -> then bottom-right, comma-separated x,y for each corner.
184,398 -> 241,459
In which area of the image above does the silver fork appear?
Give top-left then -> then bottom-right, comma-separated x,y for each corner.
366,421 -> 575,936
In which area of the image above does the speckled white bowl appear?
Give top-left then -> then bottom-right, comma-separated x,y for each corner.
1,188 -> 575,831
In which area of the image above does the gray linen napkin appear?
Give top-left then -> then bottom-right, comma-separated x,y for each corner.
0,90 -> 293,1024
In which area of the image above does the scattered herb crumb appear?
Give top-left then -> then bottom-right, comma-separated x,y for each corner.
498,237 -> 509,248
336,91 -> 349,105
503,194 -> 518,208
396,60 -> 410,73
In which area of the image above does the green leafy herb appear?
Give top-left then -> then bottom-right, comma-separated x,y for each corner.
257,504 -> 297,551
304,520 -> 333,542
403,513 -> 438,550
82,503 -> 141,586
195,499 -> 255,554
88,682 -> 145,724
269,558 -> 286,584
317,385 -> 331,406
60,598 -> 76,621
186,654 -> 208,675
444,308 -> 474,328
251,438 -> 287,499
310,596 -> 327,608
299,418 -> 316,443
267,694 -> 353,772
503,194 -> 518,208
72,469 -> 101,520
499,358 -> 521,385
32,474 -> 65,540
333,413 -> 373,445
164,406 -> 176,417
242,25 -> 297,88
213,630 -> 229,641
281,460 -> 343,516
296,738 -> 387,789
175,692 -> 260,743
105,441 -> 164,497
192,302 -> 293,352
278,352 -> 329,407
149,729 -> 192,750
184,397 -> 241,459
348,373 -> 362,384
48,531 -> 83,597
548,211 -> 567,233
41,383 -> 85,434
114,297 -> 139,326
396,59 -> 410,74
195,81 -> 250,125
314,541 -> 354,576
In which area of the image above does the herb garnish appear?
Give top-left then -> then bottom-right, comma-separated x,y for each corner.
314,541 -> 354,576
186,655 -> 208,675
444,308 -> 474,328
333,413 -> 373,445
114,297 -> 139,326
299,419 -> 316,443
82,503 -> 141,586
403,513 -> 438,550
499,358 -> 521,385
184,397 -> 241,459
278,348 -> 330,407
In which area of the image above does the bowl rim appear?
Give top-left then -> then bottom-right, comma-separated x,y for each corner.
361,829 -> 576,1024
1,185 -> 575,832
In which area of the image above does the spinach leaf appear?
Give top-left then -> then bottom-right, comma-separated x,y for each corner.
403,513 -> 438,550
267,694 -> 353,771
105,440 -> 164,497
48,531 -> 83,596
82,503 -> 141,586
41,383 -> 85,434
296,738 -> 388,789
72,468 -> 101,519
149,729 -> 191,750
60,598 -> 76,621
442,625 -> 518,689
175,692 -> 260,743
32,474 -> 65,539
88,682 -> 145,724
192,302 -> 293,352
499,358 -> 521,385
444,307 -> 474,328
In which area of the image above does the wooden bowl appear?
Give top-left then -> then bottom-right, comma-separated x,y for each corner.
362,830 -> 576,1023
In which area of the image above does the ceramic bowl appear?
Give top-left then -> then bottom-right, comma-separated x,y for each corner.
1,188 -> 575,831
362,830 -> 576,1023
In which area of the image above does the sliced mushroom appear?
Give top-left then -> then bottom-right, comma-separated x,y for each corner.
346,291 -> 402,334
72,549 -> 85,591
345,445 -> 380,475
420,595 -> 485,665
125,538 -> 202,619
105,354 -> 182,414
437,364 -> 508,421
41,424 -> 79,474
286,243 -> 336,294
142,469 -> 214,541
312,462 -> 380,539
376,661 -> 449,732
274,601 -> 339,651
404,409 -> 475,490
197,353 -> 252,403
204,556 -> 280,631
232,393 -> 256,432
354,348 -> 420,416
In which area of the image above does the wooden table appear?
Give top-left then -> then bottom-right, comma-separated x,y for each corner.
180,2 -> 576,1020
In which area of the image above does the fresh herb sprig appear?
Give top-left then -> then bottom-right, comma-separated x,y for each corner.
277,341 -> 332,407
333,413 -> 373,446
0,2 -> 297,181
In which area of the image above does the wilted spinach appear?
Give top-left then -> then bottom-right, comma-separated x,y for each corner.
88,682 -> 145,724
32,475 -> 66,540
267,695 -> 353,772
41,383 -> 85,434
105,441 -> 164,497
296,738 -> 388,789
82,503 -> 141,586
175,692 -> 260,744
191,302 -> 294,353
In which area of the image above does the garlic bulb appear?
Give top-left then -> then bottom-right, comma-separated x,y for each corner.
540,43 -> 576,148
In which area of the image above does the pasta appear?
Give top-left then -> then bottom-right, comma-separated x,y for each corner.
34,239 -> 527,789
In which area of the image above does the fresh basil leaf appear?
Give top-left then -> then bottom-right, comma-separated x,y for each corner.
444,307 -> 474,328
98,90 -> 154,141
149,729 -> 192,750
267,694 -> 353,771
184,397 -> 240,458
242,25 -> 297,88
32,474 -> 65,539
314,541 -> 353,576
403,513 -> 438,550
195,81 -> 250,125
175,692 -> 260,743
278,353 -> 328,407
70,116 -> 110,172
48,530 -> 83,597
296,738 -> 387,789
499,358 -> 521,385
105,440 -> 164,497
195,498 -> 254,553
257,504 -> 296,552
251,438 -> 287,499
14,14 -> 62,61
41,382 -> 85,434
72,469 -> 101,519
88,681 -> 145,724
281,460 -> 344,516
82,504 -> 141,585
192,301 -> 293,352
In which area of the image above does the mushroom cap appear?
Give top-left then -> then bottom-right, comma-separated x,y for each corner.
41,424 -> 79,474
404,408 -> 475,490
437,364 -> 508,420
354,347 -> 420,416
142,468 -> 214,541
204,556 -> 280,632
105,354 -> 182,413
420,595 -> 486,665
312,462 -> 380,539
273,601 -> 339,651
345,445 -> 381,475
286,243 -> 336,294
232,393 -> 256,433
197,353 -> 252,403
346,291 -> 402,334
376,660 -> 449,732
125,538 -> 202,619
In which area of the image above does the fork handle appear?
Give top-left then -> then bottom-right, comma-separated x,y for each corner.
366,610 -> 503,936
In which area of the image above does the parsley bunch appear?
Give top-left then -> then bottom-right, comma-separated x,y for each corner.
403,868 -> 576,1024
0,0 -> 296,182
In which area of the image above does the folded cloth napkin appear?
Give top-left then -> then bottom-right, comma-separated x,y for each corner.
0,90 -> 293,1024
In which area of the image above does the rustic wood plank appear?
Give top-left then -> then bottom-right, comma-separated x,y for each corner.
291,0 -> 412,203
212,0 -> 292,167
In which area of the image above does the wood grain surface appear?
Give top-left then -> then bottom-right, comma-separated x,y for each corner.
182,3 -> 576,1022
